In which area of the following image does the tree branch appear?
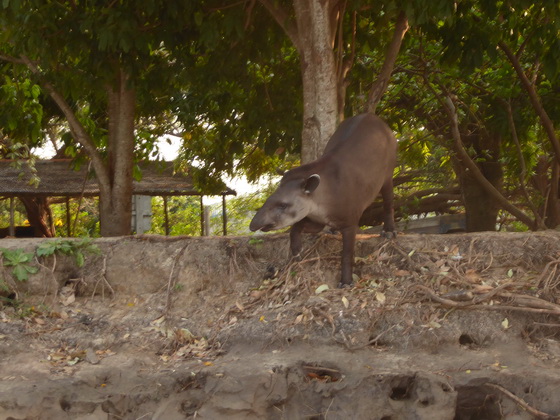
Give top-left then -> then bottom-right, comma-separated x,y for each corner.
498,41 -> 560,167
437,90 -> 536,229
257,0 -> 300,50
0,54 -> 28,65
20,55 -> 111,193
504,100 -> 546,229
366,11 -> 409,114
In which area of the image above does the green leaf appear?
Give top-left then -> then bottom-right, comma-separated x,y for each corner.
12,264 -> 30,281
75,252 -> 85,268
36,242 -> 57,257
25,265 -> 39,274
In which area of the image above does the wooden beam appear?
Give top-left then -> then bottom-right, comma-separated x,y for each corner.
200,196 -> 204,236
222,195 -> 228,236
65,197 -> 71,237
8,197 -> 15,237
163,196 -> 170,236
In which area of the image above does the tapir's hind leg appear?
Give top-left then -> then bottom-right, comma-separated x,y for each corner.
380,177 -> 397,238
289,218 -> 325,258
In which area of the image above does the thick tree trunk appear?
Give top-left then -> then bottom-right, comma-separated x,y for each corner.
24,57 -> 136,237
460,161 -> 503,232
259,2 -> 406,163
545,162 -> 560,228
19,196 -> 54,237
293,0 -> 338,163
99,70 -> 136,237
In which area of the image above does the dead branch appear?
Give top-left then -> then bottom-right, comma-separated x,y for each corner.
164,242 -> 191,316
414,284 -> 560,315
486,383 -> 560,420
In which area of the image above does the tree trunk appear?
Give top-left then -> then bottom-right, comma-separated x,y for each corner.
545,160 -> 560,229
293,0 -> 338,163
19,196 -> 54,237
99,69 -> 136,237
23,57 -> 136,237
460,161 -> 503,232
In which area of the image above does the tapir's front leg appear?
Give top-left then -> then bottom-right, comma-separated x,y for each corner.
289,219 -> 306,258
289,218 -> 325,259
339,225 -> 357,287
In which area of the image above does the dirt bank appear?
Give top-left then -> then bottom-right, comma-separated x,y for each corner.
1,231 -> 560,419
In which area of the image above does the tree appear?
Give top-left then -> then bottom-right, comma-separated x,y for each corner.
0,1 -> 197,236
364,0 -> 560,232
257,1 -> 411,163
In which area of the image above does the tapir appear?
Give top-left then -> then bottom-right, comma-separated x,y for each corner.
249,113 -> 397,287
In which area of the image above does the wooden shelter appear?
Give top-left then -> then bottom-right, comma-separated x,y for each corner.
0,159 -> 236,237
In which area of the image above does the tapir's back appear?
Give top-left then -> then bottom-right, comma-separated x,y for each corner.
323,113 -> 395,157
313,113 -> 397,226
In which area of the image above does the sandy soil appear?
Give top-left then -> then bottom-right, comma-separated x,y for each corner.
1,231 -> 560,419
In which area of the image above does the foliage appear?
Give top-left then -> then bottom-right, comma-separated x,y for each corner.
0,1 -> 558,233
36,238 -> 100,268
148,196 -> 203,236
50,198 -> 101,238
0,239 -> 100,293
0,248 -> 38,281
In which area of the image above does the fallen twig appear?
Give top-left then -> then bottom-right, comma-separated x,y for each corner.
486,383 -> 560,419
414,285 -> 560,315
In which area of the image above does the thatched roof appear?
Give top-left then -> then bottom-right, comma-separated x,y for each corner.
0,160 -> 236,198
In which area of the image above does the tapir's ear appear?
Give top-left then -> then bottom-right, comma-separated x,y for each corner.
303,174 -> 320,194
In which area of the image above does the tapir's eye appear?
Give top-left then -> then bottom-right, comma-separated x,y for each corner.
277,203 -> 290,210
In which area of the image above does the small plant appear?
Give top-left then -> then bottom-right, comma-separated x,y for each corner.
36,238 -> 100,267
0,239 -> 101,294
0,248 -> 39,282
248,237 -> 264,246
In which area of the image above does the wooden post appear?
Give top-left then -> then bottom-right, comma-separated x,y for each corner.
203,205 -> 210,236
222,195 -> 228,236
9,197 -> 15,237
200,196 -> 204,236
163,196 -> 170,236
66,197 -> 71,237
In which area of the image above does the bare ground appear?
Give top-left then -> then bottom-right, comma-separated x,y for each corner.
1,231 -> 560,419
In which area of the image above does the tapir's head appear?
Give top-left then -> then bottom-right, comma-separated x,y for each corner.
249,174 -> 321,232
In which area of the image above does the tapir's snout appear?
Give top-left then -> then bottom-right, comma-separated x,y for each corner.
249,213 -> 272,232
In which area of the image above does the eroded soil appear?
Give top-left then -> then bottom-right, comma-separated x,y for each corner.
1,231 -> 560,419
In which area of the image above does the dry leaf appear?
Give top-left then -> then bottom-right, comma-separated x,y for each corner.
375,292 -> 386,304
62,294 -> 75,306
315,284 -> 329,295
341,296 -> 349,309
395,270 -> 410,277
464,269 -> 480,283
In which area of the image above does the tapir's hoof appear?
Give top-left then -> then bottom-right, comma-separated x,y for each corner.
338,281 -> 352,289
291,253 -> 303,262
381,230 -> 397,239
264,265 -> 279,279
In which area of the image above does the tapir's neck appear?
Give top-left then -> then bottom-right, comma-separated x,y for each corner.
284,154 -> 333,181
